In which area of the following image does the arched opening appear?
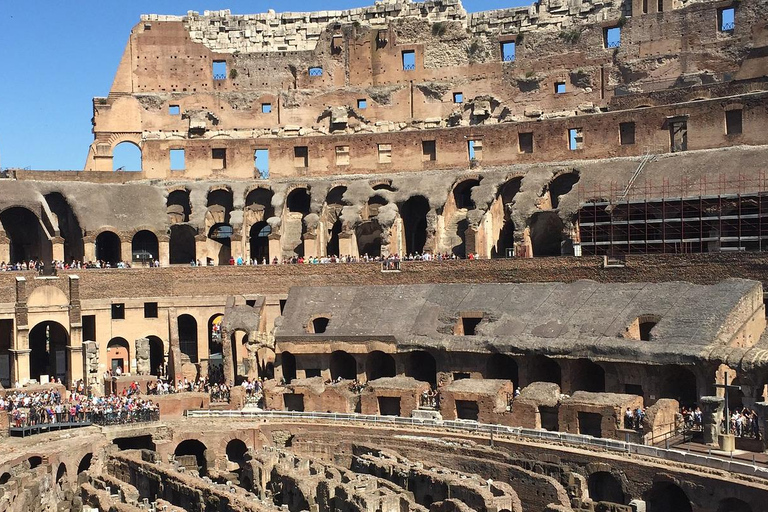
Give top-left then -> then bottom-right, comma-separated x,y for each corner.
44,192 -> 84,262
310,317 -> 330,334
207,188 -> 234,219
0,207 -> 51,264
549,172 -> 580,209
356,220 -> 382,257
529,211 -> 565,257
169,224 -> 196,264
29,321 -> 68,383
132,230 -> 159,265
718,497 -> 753,512
166,189 -> 191,223
112,141 -> 142,171
660,365 -> 697,406
0,472 -> 10,485
245,187 -> 274,216
147,336 -> 165,377
249,222 -> 271,262
569,359 -> 605,393
366,351 -> 396,381
226,439 -> 249,468
28,456 -> 42,469
95,231 -> 121,265
207,313 -> 224,364
77,453 -> 93,474
453,179 -> 480,210
326,186 -> 347,206
401,195 -> 430,255
646,481 -> 692,512
587,471 -> 625,504
178,314 -> 199,363
208,223 -> 233,265
486,354 -> 518,386
327,219 -> 342,257
330,351 -> 357,381
287,188 -> 311,214
174,440 -> 208,476
280,351 -> 296,384
324,186 -> 347,257
114,435 -> 156,451
405,351 -> 437,387
640,320 -> 657,341
106,337 -> 130,374
528,355 -> 561,387
55,463 -> 67,485
494,178 -> 522,258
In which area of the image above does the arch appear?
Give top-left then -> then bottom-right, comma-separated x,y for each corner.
401,195 -> 430,254
112,141 -> 142,172
528,355 -> 561,387
174,439 -> 208,476
44,192 -> 84,262
77,453 -> 93,474
177,314 -> 199,363
287,187 -> 311,214
646,481 -> 692,512
718,498 -> 753,512
625,314 -> 661,341
208,223 -> 233,265
493,177 -> 523,258
588,471 -> 625,503
330,351 -> 357,381
167,189 -> 191,222
0,472 -> 10,484
327,219 -> 342,257
356,220 -> 382,257
28,456 -> 42,469
132,230 -> 158,265
245,187 -> 274,220
309,316 -> 330,334
249,221 -> 271,262
280,351 -> 297,384
226,438 -> 248,466
95,231 -> 121,265
0,207 -> 52,264
405,351 -> 437,387
55,462 -> 67,485
326,186 -> 348,206
452,179 -> 481,210
569,359 -> 605,393
486,354 -> 518,386
548,171 -> 580,209
147,336 -> 165,377
29,321 -> 69,383
169,224 -> 196,264
106,337 -> 129,374
366,351 -> 396,381
529,211 -> 565,257
207,187 -> 234,216
660,365 -> 697,406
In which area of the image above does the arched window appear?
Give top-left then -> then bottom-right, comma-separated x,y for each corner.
132,230 -> 159,265
309,317 -> 330,334
112,142 -> 142,172
178,315 -> 199,363
95,231 -> 121,265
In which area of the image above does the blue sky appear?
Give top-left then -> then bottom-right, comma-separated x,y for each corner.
0,0 -> 529,170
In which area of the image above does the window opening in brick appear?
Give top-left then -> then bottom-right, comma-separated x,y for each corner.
642,0 -> 648,14
555,82 -> 566,94
568,128 -> 583,150
461,317 -> 482,335
169,105 -> 180,115
335,145 -> 350,166
519,132 -> 534,153
357,98 -> 367,109
311,317 -> 329,333
261,103 -> 272,113
619,122 -> 636,145
719,7 -> 735,32
111,303 -> 125,320
725,109 -> 742,135
456,400 -> 479,420
212,60 -> 227,80
604,27 -> 621,48
378,143 -> 392,164
657,0 -> 664,12
212,148 -> 227,169
468,140 -> 483,163
501,40 -> 516,62
453,372 -> 471,381
402,50 -> 415,71
82,315 -> 96,342
308,66 -> 323,76
294,146 -> 308,167
453,92 -> 463,103
170,149 -> 185,171
254,149 -> 269,178
669,120 -> 687,152
144,302 -> 158,318
422,140 -> 436,162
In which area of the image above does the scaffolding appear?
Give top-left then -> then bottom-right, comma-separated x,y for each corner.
577,173 -> 768,255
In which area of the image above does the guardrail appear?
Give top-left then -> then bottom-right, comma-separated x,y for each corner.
186,409 -> 768,480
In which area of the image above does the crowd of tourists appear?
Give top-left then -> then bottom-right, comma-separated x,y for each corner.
0,259 -> 161,273
194,251 -> 480,267
724,407 -> 761,438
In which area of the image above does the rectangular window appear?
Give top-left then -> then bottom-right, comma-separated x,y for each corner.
604,27 -> 621,48
254,149 -> 269,178
461,317 -> 482,335
719,7 -> 735,32
422,140 -> 436,162
82,315 -> 96,342
402,50 -> 416,71
170,149 -> 185,171
669,120 -> 688,152
378,143 -> 392,164
308,66 -> 323,76
453,92 -> 463,104
619,122 -> 636,145
519,132 -> 534,153
725,109 -> 742,135
212,148 -> 227,169
261,103 -> 272,113
569,128 -> 584,150
169,105 -> 180,115
335,145 -> 350,166
111,303 -> 125,320
501,40 -> 516,62
555,82 -> 566,94
643,0 -> 648,14
357,98 -> 367,109
468,139 -> 483,162
657,0 -> 664,12
212,60 -> 227,80
144,302 -> 158,318
294,146 -> 308,167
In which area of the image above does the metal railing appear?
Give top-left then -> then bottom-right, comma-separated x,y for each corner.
186,409 -> 768,480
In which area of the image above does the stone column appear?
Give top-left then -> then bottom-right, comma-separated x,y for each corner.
195,234 -> 208,265
700,396 -> 724,446
0,234 -> 10,263
303,233 -> 318,259
83,237 -> 96,263
167,308 -> 182,382
755,402 -> 768,452
121,238 -> 132,265
158,238 -> 170,267
135,337 -> 151,375
10,349 -> 30,386
52,236 -> 65,262
267,233 -> 281,263
221,326 -> 235,384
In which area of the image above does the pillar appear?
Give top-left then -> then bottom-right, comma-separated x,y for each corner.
0,234 -> 9,264
83,238 -> 96,263
700,396 -> 724,446
135,337 -> 151,375
195,235 -> 208,265
755,402 -> 768,452
67,346 -> 84,387
121,238 -> 132,265
52,236 -> 65,262
303,233 -> 318,259
10,349 -> 30,386
158,239 -> 170,267
339,230 -> 356,258
221,326 -> 235,384
167,308 -> 182,381
268,234 -> 281,263
231,232 -> 244,262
